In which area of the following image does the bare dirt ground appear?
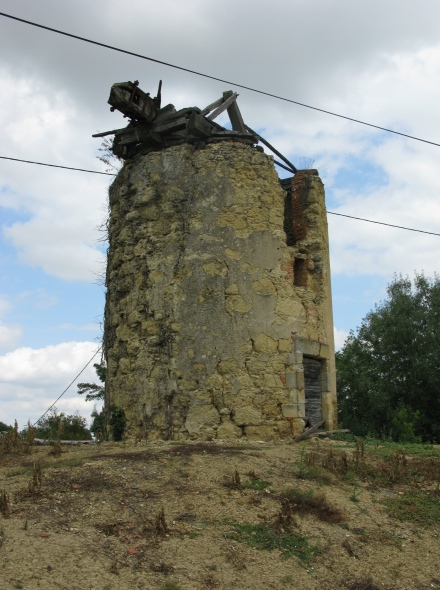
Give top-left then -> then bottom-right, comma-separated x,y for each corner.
0,437 -> 439,590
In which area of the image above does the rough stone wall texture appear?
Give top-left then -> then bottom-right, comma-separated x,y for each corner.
104,142 -> 337,441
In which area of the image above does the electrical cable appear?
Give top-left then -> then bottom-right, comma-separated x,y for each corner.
1,11 -> 439,149
32,346 -> 102,427
326,211 -> 440,237
0,156 -> 115,176
1,153 -> 439,237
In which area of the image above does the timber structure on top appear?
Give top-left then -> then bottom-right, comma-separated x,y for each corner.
93,80 -> 297,173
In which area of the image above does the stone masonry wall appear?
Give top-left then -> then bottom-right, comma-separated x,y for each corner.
104,142 -> 337,441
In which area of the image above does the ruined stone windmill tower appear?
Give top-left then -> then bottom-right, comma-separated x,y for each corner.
96,81 -> 337,441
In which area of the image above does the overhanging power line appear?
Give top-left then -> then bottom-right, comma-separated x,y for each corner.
1,153 -> 439,237
1,11 -> 440,148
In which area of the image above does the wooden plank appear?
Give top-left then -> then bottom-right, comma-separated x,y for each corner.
116,125 -> 163,146
223,90 -> 247,133
314,429 -> 350,437
160,107 -> 201,121
152,115 -> 188,134
291,419 -> 325,443
154,103 -> 177,121
187,112 -> 214,138
92,127 -> 126,138
207,93 -> 238,121
200,96 -> 224,116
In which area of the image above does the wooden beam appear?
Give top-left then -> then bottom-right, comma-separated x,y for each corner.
223,90 -> 247,133
200,96 -> 224,116
92,128 -> 126,138
187,112 -> 214,138
291,419 -> 325,443
153,115 -> 188,134
207,93 -> 238,121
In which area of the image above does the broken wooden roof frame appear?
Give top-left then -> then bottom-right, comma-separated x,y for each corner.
93,80 -> 297,174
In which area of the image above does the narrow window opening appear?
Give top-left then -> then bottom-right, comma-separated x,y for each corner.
294,258 -> 308,287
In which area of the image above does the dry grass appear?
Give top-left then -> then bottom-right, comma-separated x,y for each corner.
280,487 -> 345,523
0,437 -> 439,589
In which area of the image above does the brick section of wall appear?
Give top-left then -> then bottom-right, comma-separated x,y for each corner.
290,170 -> 317,242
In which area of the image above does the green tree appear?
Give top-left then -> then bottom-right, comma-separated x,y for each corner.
336,273 -> 440,442
77,362 -> 127,441
108,405 -> 126,442
77,362 -> 106,401
34,409 -> 92,441
77,362 -> 106,439
90,405 -> 105,440
0,421 -> 12,433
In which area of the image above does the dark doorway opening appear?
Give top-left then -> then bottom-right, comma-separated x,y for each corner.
303,357 -> 322,427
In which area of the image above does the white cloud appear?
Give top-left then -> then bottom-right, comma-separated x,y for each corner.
0,296 -> 22,351
0,323 -> 23,350
0,341 -> 102,429
334,327 -> 349,351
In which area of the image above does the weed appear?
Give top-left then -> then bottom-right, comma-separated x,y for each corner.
50,440 -> 62,458
0,524 -> 4,547
109,560 -> 119,575
0,420 -> 23,455
362,439 -> 440,459
0,489 -> 10,517
150,561 -> 175,574
5,466 -> 32,478
188,530 -> 200,539
51,456 -> 86,469
281,488 -> 345,523
28,462 -> 42,499
154,507 -> 168,535
303,467 -> 334,484
323,448 -> 350,475
159,582 -> 182,590
350,482 -> 362,503
223,469 -> 242,490
244,478 -> 271,491
228,521 -> 319,562
294,444 -> 309,479
143,507 -> 169,539
383,491 -> 440,525
274,498 -> 296,532
378,450 -> 408,484
280,574 -> 294,585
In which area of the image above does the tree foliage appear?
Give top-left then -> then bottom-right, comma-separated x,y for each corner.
77,362 -> 126,441
336,273 -> 440,442
0,421 -> 12,433
77,363 -> 106,401
34,409 -> 92,441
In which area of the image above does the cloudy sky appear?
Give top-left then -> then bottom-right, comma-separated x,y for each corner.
1,0 -> 439,429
